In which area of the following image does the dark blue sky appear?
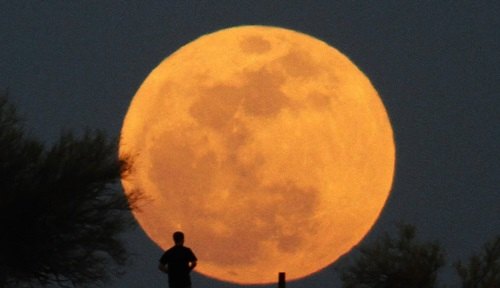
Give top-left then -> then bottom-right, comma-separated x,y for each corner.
1,1 -> 499,287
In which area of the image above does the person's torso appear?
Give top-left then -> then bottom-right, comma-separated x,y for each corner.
163,246 -> 195,284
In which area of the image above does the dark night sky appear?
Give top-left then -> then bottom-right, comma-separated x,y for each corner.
1,1 -> 499,287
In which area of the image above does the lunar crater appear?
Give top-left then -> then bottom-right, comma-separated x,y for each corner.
190,67 -> 291,125
276,48 -> 322,78
239,35 -> 271,54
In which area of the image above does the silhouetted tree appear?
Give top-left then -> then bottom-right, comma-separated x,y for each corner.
0,96 -> 137,287
455,235 -> 500,288
338,224 -> 445,288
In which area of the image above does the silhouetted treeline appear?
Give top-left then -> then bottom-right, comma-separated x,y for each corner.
455,236 -> 500,288
338,224 -> 500,288
0,95 -> 138,287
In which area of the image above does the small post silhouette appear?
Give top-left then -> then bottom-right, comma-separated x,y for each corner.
278,272 -> 286,288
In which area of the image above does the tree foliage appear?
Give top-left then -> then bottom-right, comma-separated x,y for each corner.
0,96 -> 136,287
455,235 -> 500,288
338,224 -> 445,288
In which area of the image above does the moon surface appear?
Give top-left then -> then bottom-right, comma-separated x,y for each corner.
120,25 -> 395,284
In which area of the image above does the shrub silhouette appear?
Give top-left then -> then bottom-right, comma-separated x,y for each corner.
338,224 -> 445,288
0,95 -> 137,287
455,235 -> 500,288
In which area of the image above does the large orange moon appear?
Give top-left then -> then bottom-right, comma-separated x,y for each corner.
120,25 -> 395,284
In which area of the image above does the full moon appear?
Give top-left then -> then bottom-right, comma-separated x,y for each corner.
120,26 -> 395,284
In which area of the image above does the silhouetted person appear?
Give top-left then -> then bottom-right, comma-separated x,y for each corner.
159,231 -> 198,288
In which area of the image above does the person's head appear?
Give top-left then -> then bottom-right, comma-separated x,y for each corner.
173,231 -> 184,245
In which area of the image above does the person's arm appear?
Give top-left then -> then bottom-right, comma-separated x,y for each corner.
158,262 -> 168,274
189,260 -> 197,271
